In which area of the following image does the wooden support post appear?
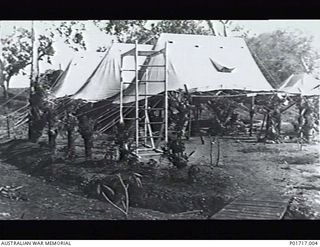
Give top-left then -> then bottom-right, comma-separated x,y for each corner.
134,41 -> 139,155
144,69 -> 149,146
210,136 -> 213,166
164,41 -> 169,143
184,84 -> 191,139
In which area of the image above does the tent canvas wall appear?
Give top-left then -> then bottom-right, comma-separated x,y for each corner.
116,33 -> 273,104
72,43 -> 153,101
51,51 -> 106,98
278,73 -> 320,96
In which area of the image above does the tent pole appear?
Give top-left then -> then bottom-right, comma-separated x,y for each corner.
164,41 -> 169,143
135,41 -> 139,155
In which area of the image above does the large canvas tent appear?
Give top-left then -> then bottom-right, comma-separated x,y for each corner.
51,42 -> 153,101
72,43 -> 153,101
278,73 -> 320,96
51,51 -> 106,98
117,33 -> 273,104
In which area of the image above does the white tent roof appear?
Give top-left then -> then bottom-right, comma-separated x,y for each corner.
51,51 -> 106,98
72,43 -> 153,101
279,73 -> 320,96
117,33 -> 273,104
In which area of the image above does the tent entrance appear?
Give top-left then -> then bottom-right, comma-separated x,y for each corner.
119,41 -> 169,158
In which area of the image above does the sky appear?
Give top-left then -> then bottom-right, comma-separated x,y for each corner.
2,20 -> 320,88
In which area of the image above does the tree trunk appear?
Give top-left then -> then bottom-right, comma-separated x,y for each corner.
48,130 -> 57,150
29,21 -> 42,143
206,20 -> 217,36
84,136 -> 93,160
67,129 -> 76,160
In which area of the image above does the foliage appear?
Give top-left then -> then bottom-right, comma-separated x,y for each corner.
167,91 -> 192,138
93,20 -> 150,43
53,21 -> 87,51
93,20 -> 211,45
161,138 -> 195,169
1,27 -> 55,89
150,20 -> 210,37
206,98 -> 238,136
246,29 -> 320,87
161,91 -> 194,169
111,122 -> 138,165
38,69 -> 63,91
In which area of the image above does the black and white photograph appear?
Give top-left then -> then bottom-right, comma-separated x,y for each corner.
0,20 -> 319,222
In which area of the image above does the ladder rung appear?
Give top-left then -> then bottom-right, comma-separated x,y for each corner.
123,118 -> 136,120
124,94 -> 164,97
137,153 -> 162,156
139,80 -> 165,83
122,82 -> 132,84
121,69 -> 136,71
138,51 -> 159,56
140,65 -> 165,68
139,136 -> 162,138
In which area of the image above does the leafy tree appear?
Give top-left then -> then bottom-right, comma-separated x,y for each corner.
93,20 -> 150,43
246,30 -> 320,88
25,21 -> 88,142
93,20 -> 212,46
1,27 -> 54,93
150,20 -> 210,37
53,21 -> 87,51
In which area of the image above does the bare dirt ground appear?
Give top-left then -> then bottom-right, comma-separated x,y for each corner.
185,136 -> 320,219
0,131 -> 318,220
